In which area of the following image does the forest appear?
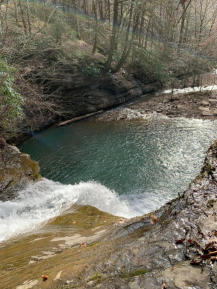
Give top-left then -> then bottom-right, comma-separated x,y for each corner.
0,0 -> 217,137
2,2 -> 217,289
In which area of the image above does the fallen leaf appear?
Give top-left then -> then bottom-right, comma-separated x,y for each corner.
42,274 -> 48,281
187,239 -> 201,248
201,250 -> 217,259
151,215 -> 158,224
190,258 -> 202,265
175,238 -> 185,244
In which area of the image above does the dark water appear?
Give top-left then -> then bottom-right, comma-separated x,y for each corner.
20,115 -> 217,206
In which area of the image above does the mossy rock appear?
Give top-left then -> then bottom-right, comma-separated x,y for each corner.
120,269 -> 147,278
49,205 -> 118,230
0,145 -> 40,198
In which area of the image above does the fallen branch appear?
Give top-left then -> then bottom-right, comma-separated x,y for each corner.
58,110 -> 103,127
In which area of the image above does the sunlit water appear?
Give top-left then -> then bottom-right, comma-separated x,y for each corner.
1,111 -> 217,242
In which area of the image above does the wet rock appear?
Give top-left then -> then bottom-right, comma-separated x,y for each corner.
162,262 -> 210,289
0,141 -> 40,200
16,280 -> 38,289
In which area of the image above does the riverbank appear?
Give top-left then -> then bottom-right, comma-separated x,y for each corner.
96,87 -> 217,122
1,141 -> 217,289
94,71 -> 217,121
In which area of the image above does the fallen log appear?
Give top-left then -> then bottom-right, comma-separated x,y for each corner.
58,110 -> 103,127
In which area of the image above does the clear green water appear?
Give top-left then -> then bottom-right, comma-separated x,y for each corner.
20,114 -> 217,213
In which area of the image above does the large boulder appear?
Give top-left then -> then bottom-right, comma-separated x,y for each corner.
0,139 -> 40,200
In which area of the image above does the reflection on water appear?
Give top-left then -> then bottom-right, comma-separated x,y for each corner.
21,113 -> 217,202
1,112 -> 216,241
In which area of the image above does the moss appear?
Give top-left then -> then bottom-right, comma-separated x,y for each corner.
207,199 -> 216,208
88,273 -> 102,282
49,205 -> 117,230
20,154 -> 40,180
120,269 -> 147,278
88,241 -> 100,248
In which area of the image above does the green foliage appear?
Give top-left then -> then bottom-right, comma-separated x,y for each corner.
0,58 -> 24,135
81,63 -> 102,77
128,48 -> 169,84
49,15 -> 75,44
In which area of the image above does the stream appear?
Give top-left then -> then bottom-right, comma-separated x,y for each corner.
1,110 -> 217,242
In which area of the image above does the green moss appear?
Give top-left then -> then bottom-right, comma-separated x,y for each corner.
88,273 -> 102,282
88,241 -> 100,248
120,269 -> 147,278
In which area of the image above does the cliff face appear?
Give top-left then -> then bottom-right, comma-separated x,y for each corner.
44,71 -> 144,119
0,141 -> 40,201
21,61 -> 161,137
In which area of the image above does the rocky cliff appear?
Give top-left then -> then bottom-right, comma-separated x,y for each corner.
0,139 -> 40,201
19,56 -> 161,139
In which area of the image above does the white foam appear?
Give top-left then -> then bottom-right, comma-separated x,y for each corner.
0,179 -> 176,242
0,179 -> 141,242
163,84 -> 217,95
117,108 -> 151,120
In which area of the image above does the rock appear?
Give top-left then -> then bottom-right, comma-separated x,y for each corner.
201,100 -> 209,106
36,69 -> 160,124
16,280 -> 38,289
0,143 -> 40,200
209,99 -> 217,105
202,111 -> 213,116
0,136 -> 6,150
163,262 -> 210,289
199,106 -> 210,111
177,104 -> 184,110
87,280 -> 95,286
129,278 -> 140,289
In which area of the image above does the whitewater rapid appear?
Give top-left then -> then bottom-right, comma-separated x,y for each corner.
0,179 -> 173,243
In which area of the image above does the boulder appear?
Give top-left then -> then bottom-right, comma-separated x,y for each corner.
201,100 -> 209,106
0,140 -> 40,200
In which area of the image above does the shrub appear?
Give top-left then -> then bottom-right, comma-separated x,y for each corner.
0,58 -> 24,137
128,48 -> 169,84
